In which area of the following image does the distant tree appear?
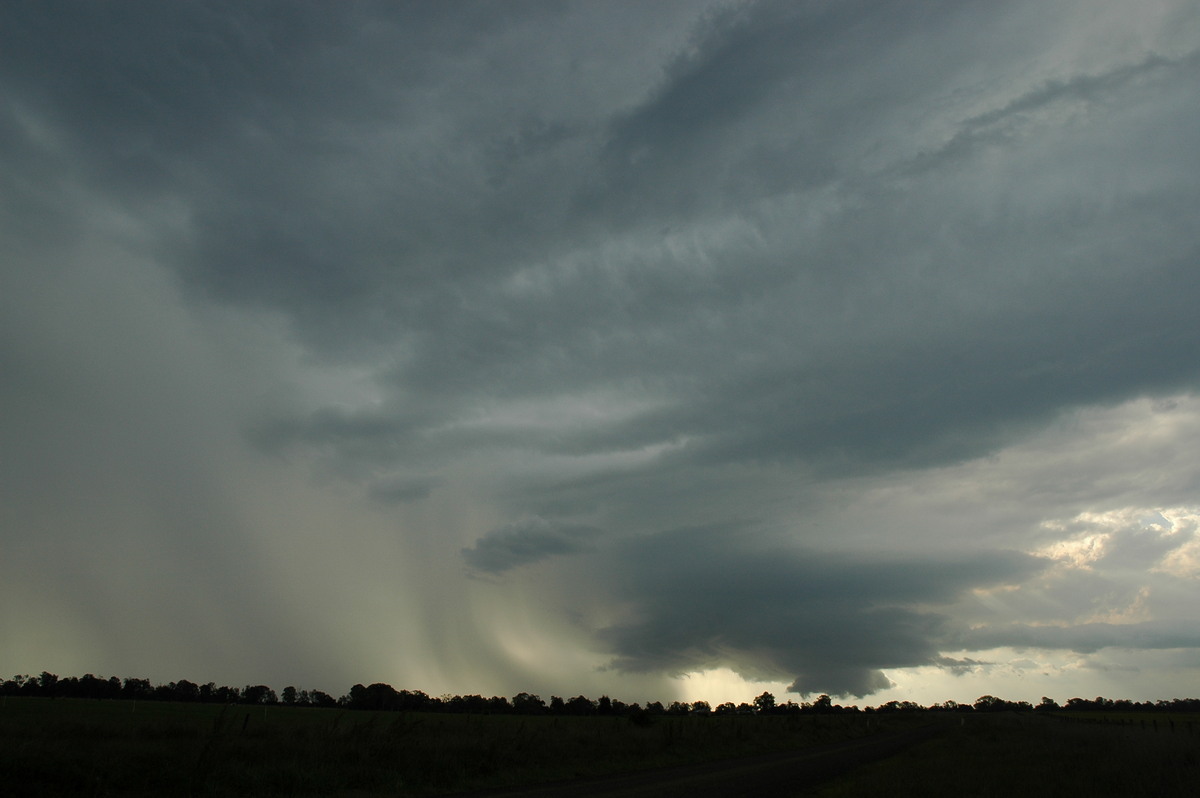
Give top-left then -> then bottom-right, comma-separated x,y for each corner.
665,701 -> 690,716
309,689 -> 336,708
38,672 -> 59,695
691,700 -> 711,715
396,689 -> 433,712
549,696 -> 565,714
214,685 -> 241,703
77,674 -> 116,699
512,692 -> 546,714
812,694 -> 833,713
242,685 -> 277,705
346,683 -> 404,711
439,694 -> 488,714
627,703 -> 653,727
175,680 -> 200,701
565,695 -> 595,716
753,691 -> 776,714
714,702 -> 737,715
122,677 -> 152,700
369,683 -> 402,711
974,695 -> 1003,712
2,675 -> 28,696
281,686 -> 298,705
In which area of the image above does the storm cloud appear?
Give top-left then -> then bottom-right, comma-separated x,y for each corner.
3,0 -> 1200,703
463,517 -> 601,574
596,527 -> 1047,697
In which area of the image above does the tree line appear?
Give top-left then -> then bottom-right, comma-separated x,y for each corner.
4,672 -> 1199,717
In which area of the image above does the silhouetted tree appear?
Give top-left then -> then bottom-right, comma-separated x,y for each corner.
309,689 -> 336,708
396,689 -> 433,712
242,685 -> 277,705
174,680 -> 200,701
753,691 -> 776,714
974,695 -> 1003,712
512,692 -> 546,714
122,677 -> 152,700
215,685 -> 241,703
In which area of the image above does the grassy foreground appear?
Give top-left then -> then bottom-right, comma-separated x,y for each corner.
0,697 -> 920,796
810,712 -> 1200,797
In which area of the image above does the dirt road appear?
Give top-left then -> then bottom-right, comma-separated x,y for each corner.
451,722 -> 946,797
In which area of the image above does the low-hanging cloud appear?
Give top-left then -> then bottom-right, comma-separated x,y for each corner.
596,526 -> 1048,697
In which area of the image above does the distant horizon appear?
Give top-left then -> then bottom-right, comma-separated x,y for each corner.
7,671 -> 1199,714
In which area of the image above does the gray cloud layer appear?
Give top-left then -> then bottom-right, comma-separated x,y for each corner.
597,527 -> 1047,697
4,0 -> 1200,700
463,518 -> 601,574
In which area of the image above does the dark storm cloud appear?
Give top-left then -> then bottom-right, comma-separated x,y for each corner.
462,518 -> 601,574
598,526 -> 1047,697
0,1 -> 600,345
9,0 -> 1195,476
5,0 -> 1200,700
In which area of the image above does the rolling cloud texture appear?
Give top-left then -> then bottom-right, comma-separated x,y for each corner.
3,0 -> 1200,702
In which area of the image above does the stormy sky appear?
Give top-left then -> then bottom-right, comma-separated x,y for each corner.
4,0 -> 1200,705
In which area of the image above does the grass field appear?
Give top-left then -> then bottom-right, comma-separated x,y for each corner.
0,697 -> 922,796
809,712 -> 1200,797
6,699 -> 1199,796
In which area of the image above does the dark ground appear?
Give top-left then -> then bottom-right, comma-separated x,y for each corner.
449,722 -> 947,797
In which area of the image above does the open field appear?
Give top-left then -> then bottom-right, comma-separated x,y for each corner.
810,712 -> 1200,797
0,697 -> 920,796
4,698 -> 1199,796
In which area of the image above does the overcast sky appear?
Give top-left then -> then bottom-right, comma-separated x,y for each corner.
4,0 -> 1200,706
